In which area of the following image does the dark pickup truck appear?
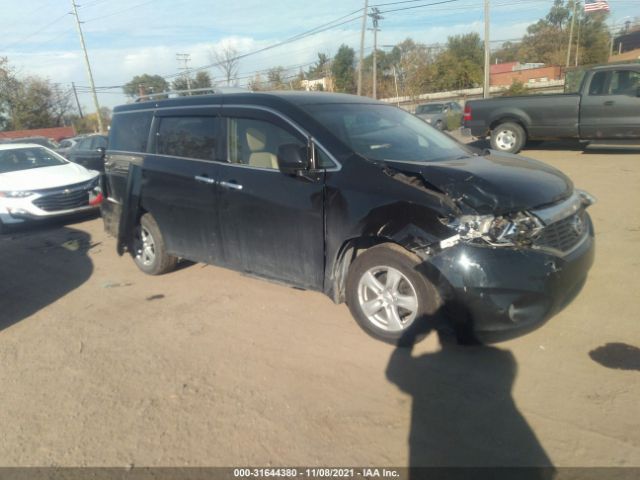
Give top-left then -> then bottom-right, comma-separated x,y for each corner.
463,64 -> 640,153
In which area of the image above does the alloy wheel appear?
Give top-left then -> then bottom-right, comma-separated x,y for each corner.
135,225 -> 156,266
356,266 -> 419,332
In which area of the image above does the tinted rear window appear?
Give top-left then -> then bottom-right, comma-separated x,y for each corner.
109,111 -> 152,153
157,116 -> 218,161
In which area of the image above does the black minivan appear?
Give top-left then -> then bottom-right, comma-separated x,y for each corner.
102,92 -> 595,344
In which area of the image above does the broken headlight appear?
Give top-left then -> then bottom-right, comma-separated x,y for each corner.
441,212 -> 544,247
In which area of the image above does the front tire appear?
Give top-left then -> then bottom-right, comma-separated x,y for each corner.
435,119 -> 444,131
490,122 -> 526,154
133,213 -> 177,275
346,244 -> 440,345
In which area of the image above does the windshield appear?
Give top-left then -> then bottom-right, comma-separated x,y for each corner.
303,103 -> 469,163
416,104 -> 443,114
0,147 -> 67,174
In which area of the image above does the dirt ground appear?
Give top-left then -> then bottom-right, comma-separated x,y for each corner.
0,141 -> 639,468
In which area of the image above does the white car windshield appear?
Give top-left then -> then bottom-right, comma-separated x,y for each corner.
0,147 -> 67,174
303,103 -> 469,163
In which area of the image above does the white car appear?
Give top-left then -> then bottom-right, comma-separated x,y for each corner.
0,143 -> 102,232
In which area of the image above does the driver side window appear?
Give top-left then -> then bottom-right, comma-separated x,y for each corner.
226,117 -> 306,170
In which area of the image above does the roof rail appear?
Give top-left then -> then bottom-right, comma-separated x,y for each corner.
133,86 -> 250,103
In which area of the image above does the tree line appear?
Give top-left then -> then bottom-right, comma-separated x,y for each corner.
1,57 -> 109,133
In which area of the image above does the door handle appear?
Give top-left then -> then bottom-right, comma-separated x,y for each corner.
219,180 -> 243,191
603,100 -> 615,106
194,175 -> 215,185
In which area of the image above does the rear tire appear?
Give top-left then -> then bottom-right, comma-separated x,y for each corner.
346,244 -> 440,345
133,213 -> 177,275
490,122 -> 526,154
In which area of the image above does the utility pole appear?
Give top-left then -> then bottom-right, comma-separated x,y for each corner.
483,0 -> 490,99
575,16 -> 582,67
176,53 -> 193,95
71,82 -> 83,118
369,7 -> 382,99
357,0 -> 369,96
70,0 -> 103,132
566,0 -> 577,67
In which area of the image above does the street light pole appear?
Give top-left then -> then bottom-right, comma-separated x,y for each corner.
70,0 -> 104,133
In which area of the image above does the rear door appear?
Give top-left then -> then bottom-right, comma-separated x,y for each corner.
142,108 -> 224,264
579,69 -> 640,139
216,107 -> 326,289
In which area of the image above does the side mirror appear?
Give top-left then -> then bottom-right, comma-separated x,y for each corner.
277,143 -> 309,175
636,86 -> 640,97
96,146 -> 106,155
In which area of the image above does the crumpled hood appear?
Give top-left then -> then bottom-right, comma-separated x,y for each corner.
388,150 -> 573,215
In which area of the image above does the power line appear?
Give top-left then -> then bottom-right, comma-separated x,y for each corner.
158,9 -> 365,81
83,0 -> 155,22
0,12 -> 70,52
377,0 -> 462,15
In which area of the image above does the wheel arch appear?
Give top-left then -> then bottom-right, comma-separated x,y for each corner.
489,115 -> 529,135
326,233 -> 452,306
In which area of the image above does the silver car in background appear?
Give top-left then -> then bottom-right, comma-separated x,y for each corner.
415,101 -> 463,131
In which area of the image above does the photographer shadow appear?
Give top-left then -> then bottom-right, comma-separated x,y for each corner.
386,331 -> 555,478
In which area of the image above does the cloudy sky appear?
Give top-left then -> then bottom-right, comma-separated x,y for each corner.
1,0 -> 637,112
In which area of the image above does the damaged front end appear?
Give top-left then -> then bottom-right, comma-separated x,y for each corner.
437,190 -> 595,252
418,189 -> 596,343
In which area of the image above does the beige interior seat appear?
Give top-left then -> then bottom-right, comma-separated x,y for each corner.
246,127 -> 278,169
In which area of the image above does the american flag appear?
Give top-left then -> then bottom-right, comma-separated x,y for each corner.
584,0 -> 610,13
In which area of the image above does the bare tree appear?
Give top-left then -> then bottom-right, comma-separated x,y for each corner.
212,46 -> 240,86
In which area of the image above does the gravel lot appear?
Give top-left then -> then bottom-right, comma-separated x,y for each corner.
0,141 -> 639,468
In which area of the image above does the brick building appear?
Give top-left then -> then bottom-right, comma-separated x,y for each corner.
0,126 -> 76,142
490,62 -> 563,87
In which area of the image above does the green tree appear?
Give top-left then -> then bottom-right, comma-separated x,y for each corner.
389,39 -> 433,99
0,57 -> 19,129
69,107 -> 112,134
502,80 -> 529,96
123,74 -> 169,98
1,58 -> 73,131
492,41 -> 521,63
307,53 -> 331,80
518,0 -> 609,65
577,12 -> 611,65
430,33 -> 484,91
172,71 -> 213,94
332,44 -> 356,93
